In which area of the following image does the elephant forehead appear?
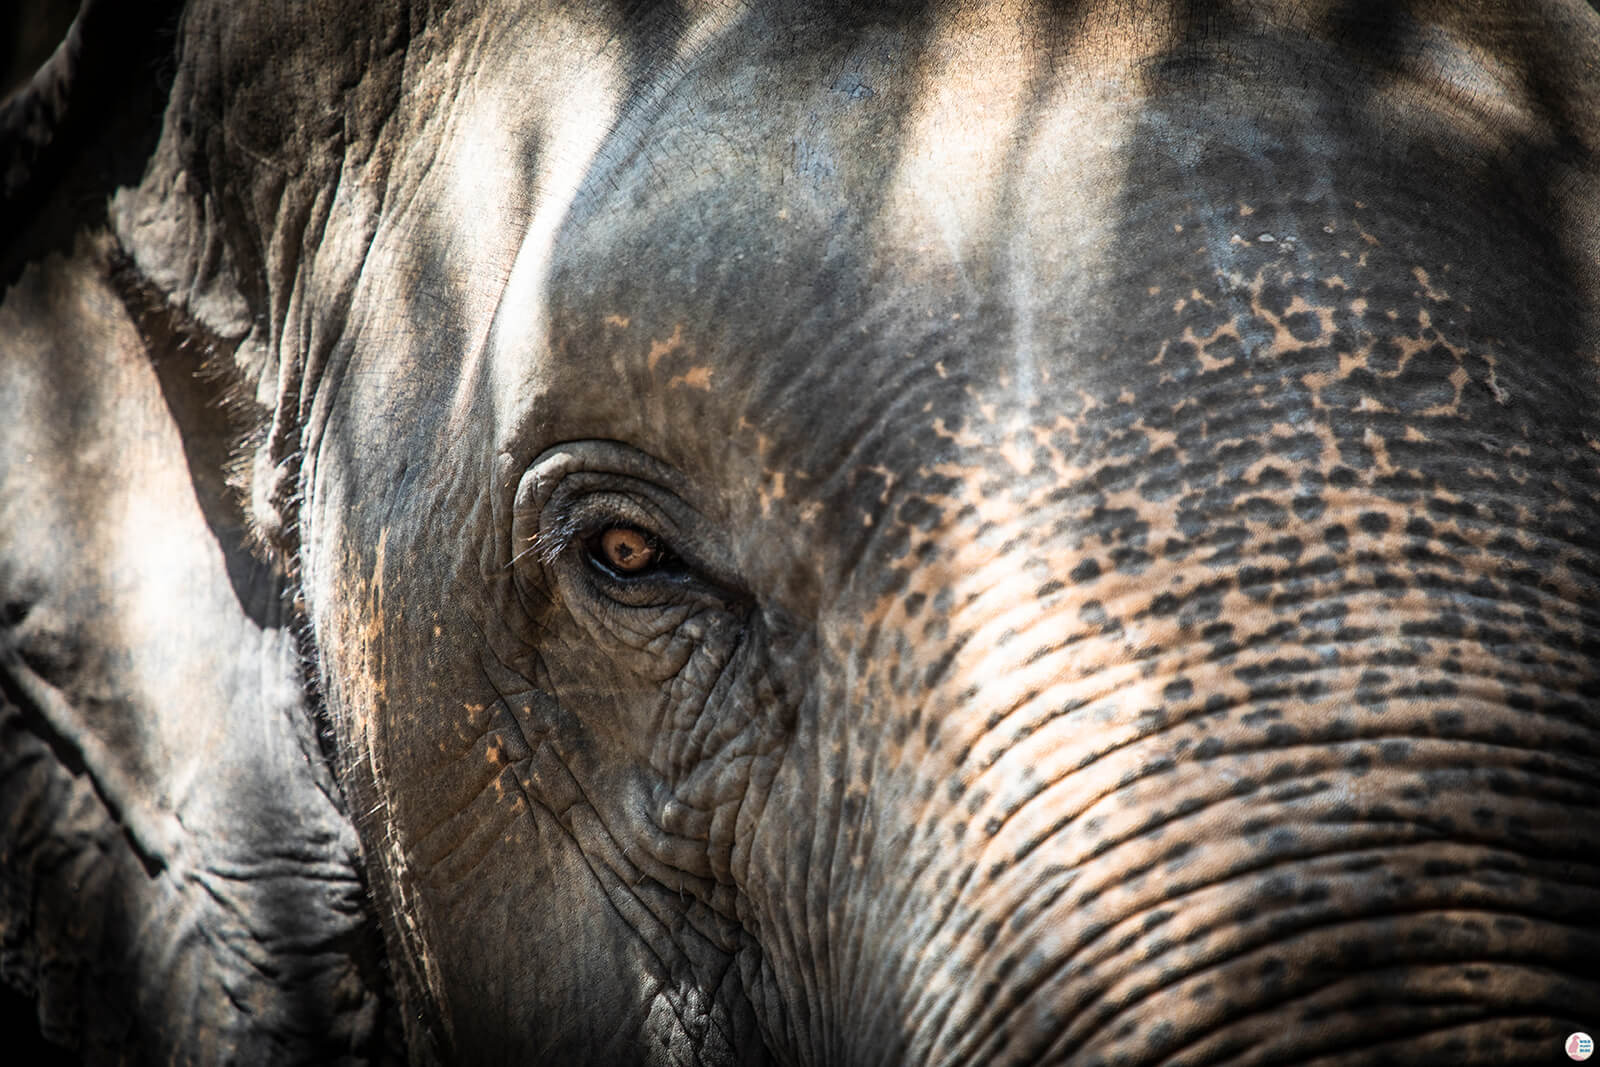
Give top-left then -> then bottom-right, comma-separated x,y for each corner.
537,132 -> 1583,508
521,12 -> 1135,428
519,8 -> 1583,431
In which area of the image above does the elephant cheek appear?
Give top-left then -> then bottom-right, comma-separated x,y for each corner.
305,524 -> 765,1063
300,525 -> 448,1049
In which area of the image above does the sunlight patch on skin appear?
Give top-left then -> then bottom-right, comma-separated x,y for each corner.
877,0 -> 1146,409
410,76 -> 558,442
1396,22 -> 1540,148
486,92 -> 625,432
879,1 -> 1035,282
485,2 -> 752,447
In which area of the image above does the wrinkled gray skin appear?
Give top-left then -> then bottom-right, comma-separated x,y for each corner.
4,0 -> 1600,1064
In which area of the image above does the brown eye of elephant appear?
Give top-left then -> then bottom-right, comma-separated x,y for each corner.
596,527 -> 660,574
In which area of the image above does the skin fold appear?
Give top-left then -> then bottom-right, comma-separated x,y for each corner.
3,0 -> 1599,1064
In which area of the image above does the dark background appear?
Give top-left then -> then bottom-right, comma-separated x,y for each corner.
3,0 -> 77,101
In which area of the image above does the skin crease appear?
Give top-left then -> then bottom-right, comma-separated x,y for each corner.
2,0 -> 1599,1064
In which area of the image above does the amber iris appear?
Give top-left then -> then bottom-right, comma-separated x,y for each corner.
598,527 -> 659,573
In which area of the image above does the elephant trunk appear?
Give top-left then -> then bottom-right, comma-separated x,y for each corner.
764,473 -> 1600,1065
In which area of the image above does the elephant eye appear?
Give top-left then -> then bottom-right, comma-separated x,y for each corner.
585,525 -> 672,578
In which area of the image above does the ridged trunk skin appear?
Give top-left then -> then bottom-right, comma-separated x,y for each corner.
727,33 -> 1600,1064
742,330 -> 1600,1060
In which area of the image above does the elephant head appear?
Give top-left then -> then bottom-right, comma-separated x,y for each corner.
4,0 -> 1600,1063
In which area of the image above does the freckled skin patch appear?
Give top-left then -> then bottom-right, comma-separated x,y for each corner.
670,365 -> 715,391
753,95 -> 1600,1062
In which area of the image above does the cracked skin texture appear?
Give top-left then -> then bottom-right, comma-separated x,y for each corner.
535,134 -> 1600,1064
4,0 -> 1600,1064
325,6 -> 1598,1060
786,209 -> 1600,1064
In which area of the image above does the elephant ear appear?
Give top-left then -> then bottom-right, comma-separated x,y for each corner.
0,3 -> 394,1062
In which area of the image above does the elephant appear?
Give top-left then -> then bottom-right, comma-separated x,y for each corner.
4,0 -> 1600,1062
